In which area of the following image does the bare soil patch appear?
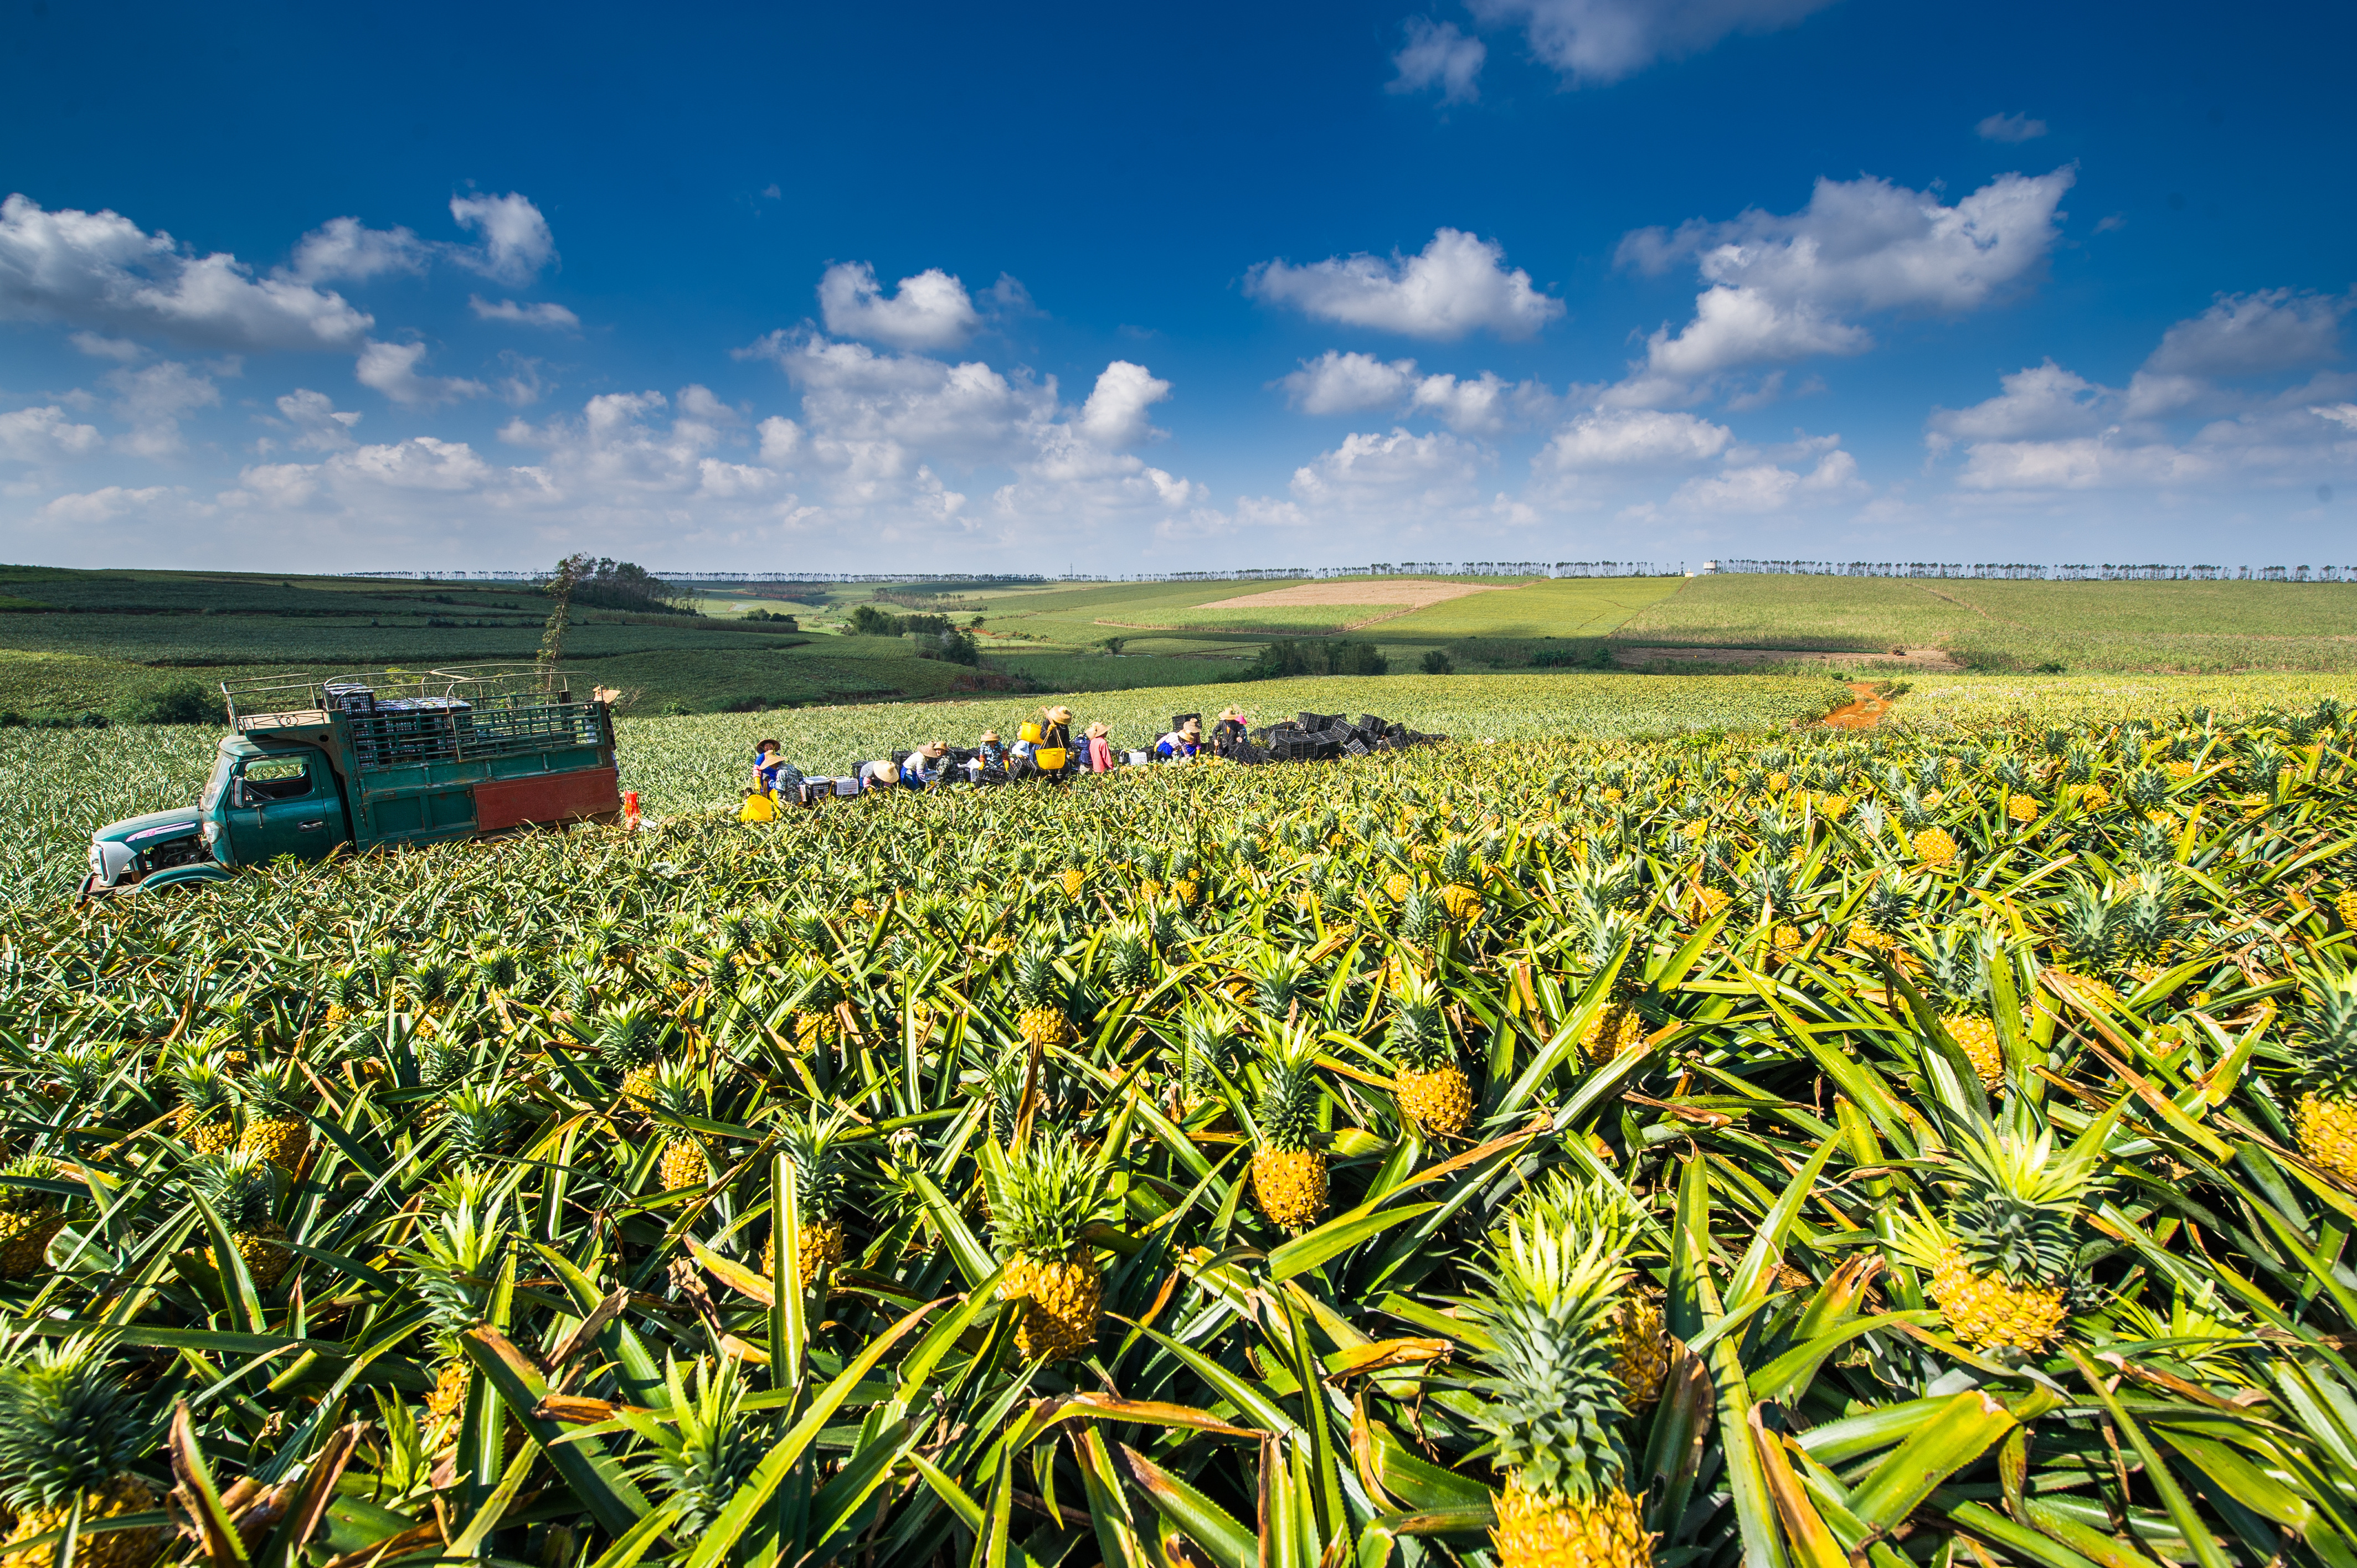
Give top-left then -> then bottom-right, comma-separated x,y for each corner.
1819,682 -> 1896,729
1611,644 -> 1963,672
1195,579 -> 1516,611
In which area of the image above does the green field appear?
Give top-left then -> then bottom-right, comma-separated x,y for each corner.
1613,572 -> 2357,672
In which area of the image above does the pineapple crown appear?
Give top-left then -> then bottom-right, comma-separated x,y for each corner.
986,1137 -> 1107,1262
0,1333 -> 149,1509
1102,926 -> 1154,991
640,1056 -> 706,1120
405,951 -> 458,1007
629,1356 -> 764,1536
243,1060 -> 301,1118
0,1156 -> 61,1217
169,1052 -> 239,1117
595,1001 -> 669,1075
1859,871 -> 1913,933
2111,870 -> 2182,960
444,1081 -> 519,1166
48,1041 -> 118,1101
1245,948 -> 1313,1019
1439,839 -> 1475,885
1921,926 -> 1997,1013
1931,1115 -> 2114,1288
322,963 -> 366,1010
1509,1169 -> 1646,1261
778,1110 -> 849,1221
1386,972 -> 1452,1072
788,955 -> 842,1010
1400,889 -> 1444,945
1461,1220 -> 1632,1503
195,1149 -> 280,1233
1012,949 -> 1064,1010
2053,880 -> 2118,973
1253,1021 -> 1324,1155
2297,965 -> 2357,1099
1179,1004 -> 1241,1096
473,946 -> 523,992
402,1181 -> 511,1347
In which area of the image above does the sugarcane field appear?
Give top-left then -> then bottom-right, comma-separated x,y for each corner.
3,658 -> 2357,1568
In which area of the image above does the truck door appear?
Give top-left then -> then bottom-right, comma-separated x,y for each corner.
227,751 -> 349,865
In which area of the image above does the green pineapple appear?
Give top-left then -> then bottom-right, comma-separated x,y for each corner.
444,1081 -> 519,1168
1248,1022 -> 1327,1232
1101,923 -> 1154,992
1463,1211 -> 1653,1568
0,1333 -> 166,1568
989,1138 -> 1108,1363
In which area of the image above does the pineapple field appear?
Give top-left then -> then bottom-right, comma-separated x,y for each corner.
5,677 -> 2357,1568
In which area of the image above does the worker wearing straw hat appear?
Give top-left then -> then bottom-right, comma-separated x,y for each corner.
900,740 -> 951,790
1084,720 -> 1115,772
1036,705 -> 1074,778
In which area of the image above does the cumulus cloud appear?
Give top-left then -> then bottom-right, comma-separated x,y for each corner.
38,484 -> 171,524
1389,18 -> 1485,103
1976,112 -> 2048,143
1927,360 -> 2114,446
108,359 -> 223,457
273,388 -> 362,451
1280,352 -> 1418,414
356,340 -> 486,408
0,193 -> 372,351
470,295 -> 580,331
1465,0 -> 1839,86
1669,447 -> 1863,512
286,216 -> 430,283
331,436 -> 493,491
69,331 -> 142,360
817,262 -> 981,351
1075,362 -> 1171,448
0,405 -> 104,463
1541,406 -> 1733,469
1289,427 -> 1487,509
2142,288 -> 2348,379
1247,229 -> 1562,341
1278,351 -> 1551,432
1614,168 -> 2074,398
448,193 -> 557,283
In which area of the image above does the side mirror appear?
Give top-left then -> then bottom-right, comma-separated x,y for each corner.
228,780 -> 248,808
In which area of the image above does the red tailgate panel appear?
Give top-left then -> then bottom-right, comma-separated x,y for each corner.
474,766 -> 621,832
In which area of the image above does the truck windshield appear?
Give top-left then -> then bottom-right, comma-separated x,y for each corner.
200,751 -> 234,814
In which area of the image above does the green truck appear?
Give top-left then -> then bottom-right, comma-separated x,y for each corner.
80,664 -> 622,899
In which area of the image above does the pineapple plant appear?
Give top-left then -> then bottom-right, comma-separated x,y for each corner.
1012,948 -> 1077,1050
1921,925 -> 2005,1089
1177,1004 -> 1241,1117
596,999 -> 668,1104
1102,921 -> 1154,992
1059,847 -> 1088,901
1387,969 -> 1471,1138
0,1159 -> 66,1281
235,1061 -> 310,1173
644,1059 -> 714,1192
167,1053 -> 239,1156
1461,1217 -> 1653,1568
1510,1172 -> 1670,1409
444,1080 -> 519,1168
624,1356 -> 765,1534
789,956 -> 842,1053
0,1334 -> 166,1568
199,1150 -> 290,1290
988,1139 -> 1108,1363
1439,838 -> 1484,924
2289,963 -> 2357,1185
1892,1118 -> 2108,1352
768,1113 -> 848,1288
402,1177 -> 509,1422
1248,1022 -> 1328,1232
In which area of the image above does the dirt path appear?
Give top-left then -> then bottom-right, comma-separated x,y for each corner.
1818,681 -> 1898,728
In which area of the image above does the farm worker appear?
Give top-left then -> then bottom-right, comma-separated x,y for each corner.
975,729 -> 1010,781
1036,706 -> 1074,776
1012,721 -> 1041,776
1155,719 -> 1202,761
1211,708 -> 1248,756
900,740 -> 950,789
752,739 -> 788,795
1084,721 -> 1115,771
859,758 -> 901,793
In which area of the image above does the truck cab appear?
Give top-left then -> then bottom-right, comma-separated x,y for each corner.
81,663 -> 619,898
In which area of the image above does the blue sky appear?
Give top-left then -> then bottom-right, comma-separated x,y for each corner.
3,0 -> 2353,573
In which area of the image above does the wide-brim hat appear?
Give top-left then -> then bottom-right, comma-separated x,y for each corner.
917,741 -> 948,757
1047,705 -> 1074,721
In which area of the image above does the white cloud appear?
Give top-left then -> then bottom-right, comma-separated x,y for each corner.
1976,112 -> 2048,143
286,216 -> 430,283
470,295 -> 580,331
757,415 -> 804,463
0,193 -> 372,351
1075,361 -> 1171,448
0,405 -> 103,462
1247,228 -> 1562,341
1669,447 -> 1863,512
1615,168 -> 2074,397
1953,436 -> 2217,492
108,359 -> 223,457
817,261 -> 980,351
274,388 -> 362,451
38,484 -> 169,524
2142,288 -> 2348,379
1927,360 -> 2113,446
1465,0 -> 1839,86
1389,18 -> 1485,103
230,462 -> 322,509
69,331 -> 142,360
1407,370 -> 1552,434
356,339 -> 487,408
2314,403 -> 2357,434
1280,351 -> 1418,414
448,193 -> 557,283
330,436 -> 492,491
1541,406 -> 1733,469
1289,427 -> 1487,508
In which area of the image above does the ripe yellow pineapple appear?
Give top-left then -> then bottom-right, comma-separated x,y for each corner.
0,1337 -> 168,1568
168,1053 -> 239,1157
645,1060 -> 713,1192
1387,971 -> 1471,1138
1609,1293 -> 1670,1410
990,1141 -> 1108,1363
424,1360 -> 469,1421
1012,950 -> 1077,1050
1172,878 -> 1201,909
1912,827 -> 1960,868
1465,1195 -> 1655,1568
1061,867 -> 1087,899
236,1062 -> 310,1174
1249,1023 -> 1328,1231
2337,888 -> 2357,931
1893,1117 -> 2109,1352
1385,872 -> 1413,904
0,1159 -> 65,1281
2289,966 -> 2357,1184
1442,883 -> 1484,923
1579,999 -> 1648,1066
201,1150 -> 290,1290
768,1112 -> 850,1288
1766,771 -> 1790,792
2006,793 -> 2040,823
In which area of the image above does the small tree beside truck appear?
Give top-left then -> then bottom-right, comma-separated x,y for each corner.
80,664 -> 622,899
